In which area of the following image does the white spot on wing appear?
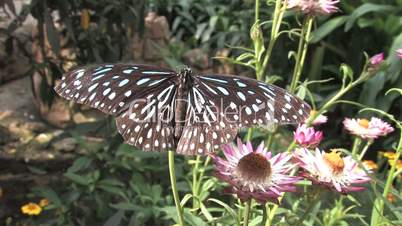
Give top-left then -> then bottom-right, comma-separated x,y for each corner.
137,78 -> 150,85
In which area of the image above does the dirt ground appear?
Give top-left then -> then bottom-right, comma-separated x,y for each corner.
0,76 -> 78,220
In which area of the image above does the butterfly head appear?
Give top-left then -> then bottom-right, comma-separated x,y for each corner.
178,67 -> 192,76
177,67 -> 193,84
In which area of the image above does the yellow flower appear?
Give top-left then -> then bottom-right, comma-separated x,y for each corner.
21,202 -> 42,216
383,151 -> 396,159
387,159 -> 402,168
396,160 -> 402,171
362,160 -> 378,170
39,198 -> 49,207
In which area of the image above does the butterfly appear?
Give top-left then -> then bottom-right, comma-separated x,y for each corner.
54,64 -> 311,155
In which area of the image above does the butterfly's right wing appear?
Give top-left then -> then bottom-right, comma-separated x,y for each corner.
176,73 -> 311,155
55,64 -> 178,152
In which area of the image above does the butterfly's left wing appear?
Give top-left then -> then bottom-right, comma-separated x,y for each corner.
177,73 -> 311,155
54,63 -> 178,152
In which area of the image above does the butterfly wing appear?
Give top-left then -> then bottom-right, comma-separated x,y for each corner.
194,74 -> 311,126
54,64 -> 178,151
176,87 -> 238,155
176,73 -> 311,155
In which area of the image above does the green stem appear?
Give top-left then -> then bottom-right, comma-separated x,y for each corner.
246,128 -> 254,141
261,204 -> 268,226
260,0 -> 287,79
265,204 -> 279,226
359,139 -> 373,160
265,132 -> 274,149
168,151 -> 185,226
255,0 -> 260,22
192,155 -> 201,209
243,200 -> 252,226
195,156 -> 211,196
372,131 -> 402,225
351,137 -> 362,156
289,16 -> 314,93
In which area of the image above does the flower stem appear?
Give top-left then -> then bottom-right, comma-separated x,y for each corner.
246,128 -> 254,141
168,151 -> 185,226
351,137 -> 362,156
371,130 -> 402,225
255,0 -> 260,22
192,155 -> 201,209
265,132 -> 274,149
289,16 -> 314,93
359,139 -> 373,160
265,203 -> 279,226
243,200 -> 252,226
195,156 -> 211,197
260,0 -> 287,78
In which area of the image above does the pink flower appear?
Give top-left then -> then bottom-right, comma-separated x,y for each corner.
369,117 -> 394,136
369,52 -> 384,65
287,0 -> 339,15
294,124 -> 323,148
396,48 -> 402,59
305,110 -> 328,125
210,139 -> 300,204
294,148 -> 371,193
343,117 -> 394,139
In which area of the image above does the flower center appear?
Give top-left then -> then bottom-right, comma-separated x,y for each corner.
323,150 -> 345,174
358,119 -> 370,128
27,204 -> 38,211
310,110 -> 317,117
236,153 -> 271,183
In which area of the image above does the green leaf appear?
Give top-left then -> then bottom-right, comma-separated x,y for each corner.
344,3 -> 395,32
183,208 -> 208,226
311,16 -> 348,43
111,202 -> 139,211
103,210 -> 125,226
64,172 -> 90,186
67,156 -> 92,173
208,198 -> 240,226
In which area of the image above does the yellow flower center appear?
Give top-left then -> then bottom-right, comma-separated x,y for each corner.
323,150 -> 345,174
310,110 -> 317,117
237,153 -> 271,183
358,119 -> 370,128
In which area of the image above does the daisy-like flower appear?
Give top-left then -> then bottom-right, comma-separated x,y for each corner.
396,48 -> 402,59
21,202 -> 42,216
287,0 -> 339,15
305,110 -> 328,125
294,124 -> 323,148
343,117 -> 394,139
294,148 -> 371,193
369,117 -> 394,136
369,52 -> 384,65
211,139 -> 300,204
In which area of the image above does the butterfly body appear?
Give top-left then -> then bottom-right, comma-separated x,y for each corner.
55,63 -> 311,155
174,68 -> 193,138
